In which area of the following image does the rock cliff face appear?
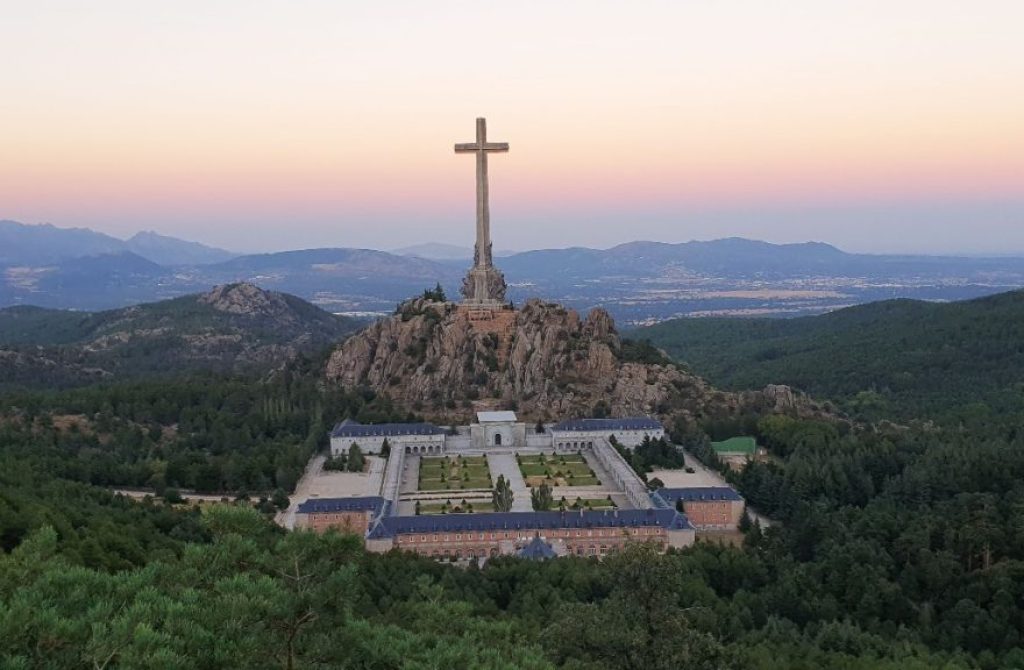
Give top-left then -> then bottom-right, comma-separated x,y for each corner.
325,297 -> 829,426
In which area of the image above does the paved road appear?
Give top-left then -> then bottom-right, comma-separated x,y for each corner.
400,455 -> 420,495
678,447 -> 774,528
487,452 -> 533,512
277,454 -> 325,530
366,456 -> 385,496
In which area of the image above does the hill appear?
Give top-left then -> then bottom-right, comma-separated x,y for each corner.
326,296 -> 830,427
498,237 -> 1024,281
124,230 -> 236,265
0,242 -> 459,312
0,283 -> 360,388
634,289 -> 1024,422
0,251 -> 172,311
0,220 -> 125,265
0,220 -> 234,266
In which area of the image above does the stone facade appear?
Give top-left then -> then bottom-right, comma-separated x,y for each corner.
294,497 -> 385,535
653,488 -> 746,530
329,419 -> 446,456
470,411 -> 527,448
551,418 -> 665,450
681,499 -> 745,530
329,415 -> 664,455
367,509 -> 695,559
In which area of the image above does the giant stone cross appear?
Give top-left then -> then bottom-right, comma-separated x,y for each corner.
455,117 -> 508,305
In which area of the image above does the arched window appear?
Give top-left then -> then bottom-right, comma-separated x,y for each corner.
494,433 -> 502,446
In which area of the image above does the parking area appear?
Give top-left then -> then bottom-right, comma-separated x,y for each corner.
277,454 -> 384,529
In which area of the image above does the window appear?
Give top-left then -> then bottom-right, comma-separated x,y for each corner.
494,433 -> 502,446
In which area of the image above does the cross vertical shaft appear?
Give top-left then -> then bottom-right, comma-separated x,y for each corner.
455,117 -> 509,270
475,117 -> 490,267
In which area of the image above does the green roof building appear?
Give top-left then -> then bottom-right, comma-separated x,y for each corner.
711,436 -> 757,456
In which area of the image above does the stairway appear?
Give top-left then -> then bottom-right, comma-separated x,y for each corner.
462,307 -> 517,370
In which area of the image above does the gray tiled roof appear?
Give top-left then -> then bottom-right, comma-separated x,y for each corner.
331,419 -> 445,438
366,508 -> 692,539
518,535 -> 557,560
551,417 -> 663,432
296,496 -> 386,514
653,487 -> 744,505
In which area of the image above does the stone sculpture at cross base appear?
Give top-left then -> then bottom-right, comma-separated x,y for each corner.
461,263 -> 507,305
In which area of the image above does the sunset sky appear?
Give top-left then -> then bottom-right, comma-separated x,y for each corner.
3,1 -> 1023,254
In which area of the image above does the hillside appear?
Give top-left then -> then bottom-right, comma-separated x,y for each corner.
124,230 -> 236,265
634,289 -> 1024,422
325,296 -> 831,427
0,242 -> 460,313
0,220 -> 234,266
0,283 -> 360,388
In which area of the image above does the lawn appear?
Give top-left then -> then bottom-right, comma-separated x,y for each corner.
555,496 -> 617,511
417,499 -> 490,515
418,455 -> 493,491
711,436 -> 757,455
518,453 -> 600,487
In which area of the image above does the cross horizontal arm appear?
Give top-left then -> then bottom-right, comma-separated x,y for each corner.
454,142 -> 510,153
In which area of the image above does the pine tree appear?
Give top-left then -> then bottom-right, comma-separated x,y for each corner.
531,482 -> 554,511
347,443 -> 365,472
492,475 -> 514,512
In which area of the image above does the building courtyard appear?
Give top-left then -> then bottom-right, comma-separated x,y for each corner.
295,411 -> 746,560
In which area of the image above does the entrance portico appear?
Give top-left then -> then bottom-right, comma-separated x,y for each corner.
470,410 -> 527,449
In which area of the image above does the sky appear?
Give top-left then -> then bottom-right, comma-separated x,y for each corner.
3,1 -> 1023,255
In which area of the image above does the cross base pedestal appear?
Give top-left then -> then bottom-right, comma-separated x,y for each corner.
461,265 -> 508,305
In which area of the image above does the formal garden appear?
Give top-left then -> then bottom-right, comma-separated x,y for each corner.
557,495 -> 616,511
417,455 -> 492,491
415,497 -> 491,515
517,453 -> 600,487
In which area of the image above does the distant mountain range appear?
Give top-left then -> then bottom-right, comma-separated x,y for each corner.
0,282 -> 360,389
0,220 -> 236,266
393,242 -> 517,260
2,220 -> 1024,321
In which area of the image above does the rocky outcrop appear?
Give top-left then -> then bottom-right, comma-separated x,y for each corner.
200,282 -> 283,314
0,283 -> 361,390
325,297 -> 829,426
